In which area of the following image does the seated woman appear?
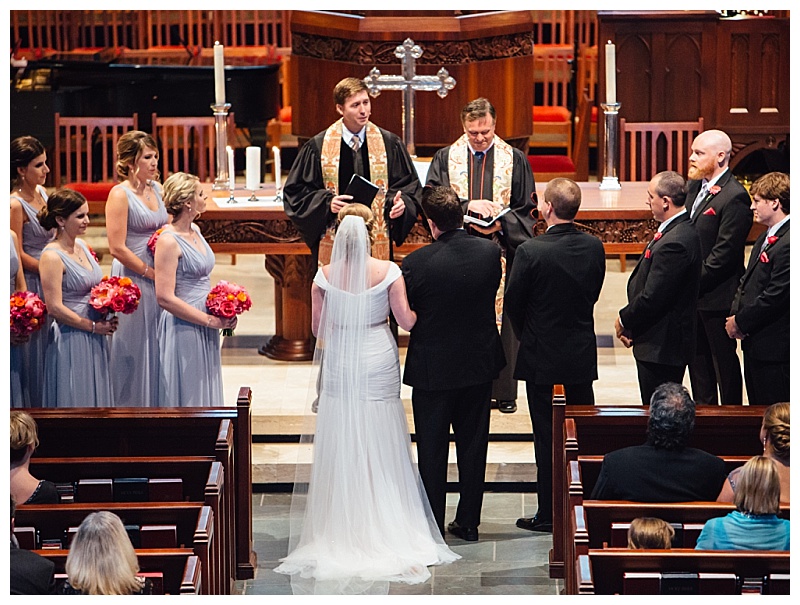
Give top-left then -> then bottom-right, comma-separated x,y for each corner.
717,402 -> 789,504
59,511 -> 154,595
10,411 -> 59,505
696,456 -> 790,551
627,517 -> 674,549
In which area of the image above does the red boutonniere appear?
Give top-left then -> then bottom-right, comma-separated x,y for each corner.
766,235 -> 779,246
653,232 -> 663,241
760,251 -> 770,263
645,249 -> 652,259
703,207 -> 716,216
708,185 -> 722,196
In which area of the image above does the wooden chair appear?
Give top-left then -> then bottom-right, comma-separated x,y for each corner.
528,91 -> 592,183
210,9 -> 292,50
530,45 -> 574,156
619,118 -> 705,182
151,113 -> 235,183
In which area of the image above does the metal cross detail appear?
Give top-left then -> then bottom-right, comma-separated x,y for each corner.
364,38 -> 456,157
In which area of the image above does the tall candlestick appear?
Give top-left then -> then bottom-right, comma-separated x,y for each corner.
227,146 -> 235,191
605,40 -> 616,105
245,146 -> 261,192
272,146 -> 282,191
214,41 -> 226,106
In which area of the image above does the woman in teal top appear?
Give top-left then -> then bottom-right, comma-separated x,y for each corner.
696,456 -> 789,551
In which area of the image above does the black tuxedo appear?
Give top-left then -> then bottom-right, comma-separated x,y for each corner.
505,222 -> 605,521
731,220 -> 790,404
402,228 -> 505,531
10,546 -> 57,595
620,213 -> 701,404
686,170 -> 752,404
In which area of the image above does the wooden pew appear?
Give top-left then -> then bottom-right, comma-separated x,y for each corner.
24,386 -> 254,580
36,549 -> 202,594
549,401 -> 767,579
577,549 -> 790,595
16,503 -> 215,595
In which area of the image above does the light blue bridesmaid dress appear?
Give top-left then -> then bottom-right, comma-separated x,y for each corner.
157,227 -> 224,407
109,184 -> 168,406
42,240 -> 114,407
10,237 -> 27,407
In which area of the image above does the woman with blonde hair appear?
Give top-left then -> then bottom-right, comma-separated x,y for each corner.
155,172 -> 235,406
106,130 -> 168,406
697,455 -> 789,550
627,517 -> 674,549
717,402 -> 789,504
59,511 -> 153,594
10,410 -> 59,505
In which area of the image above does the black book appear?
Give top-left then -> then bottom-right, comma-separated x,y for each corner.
125,524 -> 142,549
113,477 -> 149,502
344,173 -> 380,206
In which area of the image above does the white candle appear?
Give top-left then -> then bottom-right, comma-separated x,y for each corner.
227,146 -> 235,191
605,40 -> 616,104
272,146 -> 282,191
246,146 -> 261,191
213,41 -> 226,106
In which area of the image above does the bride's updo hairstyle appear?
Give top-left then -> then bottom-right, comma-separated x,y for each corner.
37,188 -> 87,231
337,203 -> 375,246
162,172 -> 200,217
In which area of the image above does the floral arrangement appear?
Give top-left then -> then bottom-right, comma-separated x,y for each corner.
89,276 -> 142,317
147,225 -> 168,256
86,244 -> 100,263
206,280 -> 252,336
10,291 -> 47,337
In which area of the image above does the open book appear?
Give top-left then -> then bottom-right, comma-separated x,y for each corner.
463,206 -> 511,227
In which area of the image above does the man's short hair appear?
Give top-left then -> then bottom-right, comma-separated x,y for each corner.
421,185 -> 463,232
544,178 -> 582,220
646,382 -> 696,450
750,171 -> 789,214
653,171 -> 687,207
460,97 -> 496,125
333,77 -> 368,106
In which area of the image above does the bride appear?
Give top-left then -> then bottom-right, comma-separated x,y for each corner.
275,204 -> 459,594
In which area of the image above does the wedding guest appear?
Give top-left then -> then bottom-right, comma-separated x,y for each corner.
106,131 -> 168,406
11,230 -> 29,406
696,456 -> 790,551
38,189 -> 117,407
59,511 -> 154,595
627,517 -> 675,549
155,172 -> 235,406
10,136 -> 55,407
717,402 -> 789,504
11,496 -> 56,595
10,411 -> 59,505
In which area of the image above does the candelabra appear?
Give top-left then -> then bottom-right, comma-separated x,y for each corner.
600,102 -> 622,191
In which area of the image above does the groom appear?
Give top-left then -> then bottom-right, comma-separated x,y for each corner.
402,185 -> 505,541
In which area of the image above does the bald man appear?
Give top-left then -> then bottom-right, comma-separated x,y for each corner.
685,130 -> 752,405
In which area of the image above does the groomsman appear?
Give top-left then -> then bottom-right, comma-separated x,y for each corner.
685,130 -> 752,405
616,171 -> 702,405
726,172 -> 790,405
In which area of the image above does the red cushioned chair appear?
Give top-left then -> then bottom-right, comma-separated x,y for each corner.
528,92 -> 592,183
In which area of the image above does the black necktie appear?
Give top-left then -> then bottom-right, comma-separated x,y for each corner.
472,152 -> 485,199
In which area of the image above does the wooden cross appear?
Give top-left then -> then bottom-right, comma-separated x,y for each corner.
364,38 -> 456,156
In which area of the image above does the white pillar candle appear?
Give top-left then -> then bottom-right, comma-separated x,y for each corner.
213,41 -> 226,106
246,146 -> 261,191
605,40 -> 616,104
227,146 -> 235,191
272,146 -> 282,190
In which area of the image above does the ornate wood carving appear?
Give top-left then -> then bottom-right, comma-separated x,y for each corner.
195,219 -> 303,245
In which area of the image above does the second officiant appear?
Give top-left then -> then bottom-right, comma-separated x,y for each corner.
426,97 -> 537,413
283,77 -> 421,266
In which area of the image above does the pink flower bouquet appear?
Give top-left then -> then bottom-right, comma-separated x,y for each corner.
10,291 -> 47,337
206,280 -> 252,336
147,225 -> 168,256
89,275 -> 142,318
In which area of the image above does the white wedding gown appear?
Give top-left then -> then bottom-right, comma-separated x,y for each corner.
275,262 -> 459,594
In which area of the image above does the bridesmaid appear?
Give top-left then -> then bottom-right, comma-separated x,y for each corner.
154,172 -> 236,407
106,131 -> 167,406
38,189 -> 118,407
10,230 -> 28,406
10,136 -> 55,407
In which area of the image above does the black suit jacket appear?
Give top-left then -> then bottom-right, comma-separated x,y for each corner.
505,223 -> 606,384
731,221 -> 790,362
10,546 -> 57,595
402,229 -> 505,391
620,213 -> 701,366
590,444 -> 727,501
686,170 -> 753,311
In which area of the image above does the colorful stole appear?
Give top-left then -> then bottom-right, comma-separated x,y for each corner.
317,119 -> 390,265
448,134 -> 515,329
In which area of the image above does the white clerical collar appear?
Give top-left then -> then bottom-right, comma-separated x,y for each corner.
467,141 -> 495,156
342,125 -> 366,148
766,214 -> 790,238
659,208 -> 687,232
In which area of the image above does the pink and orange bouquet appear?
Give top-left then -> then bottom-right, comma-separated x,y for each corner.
10,291 -> 47,337
206,280 -> 252,336
89,275 -> 142,317
147,225 -> 168,256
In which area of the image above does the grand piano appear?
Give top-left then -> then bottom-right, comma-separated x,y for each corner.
10,49 -> 281,150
